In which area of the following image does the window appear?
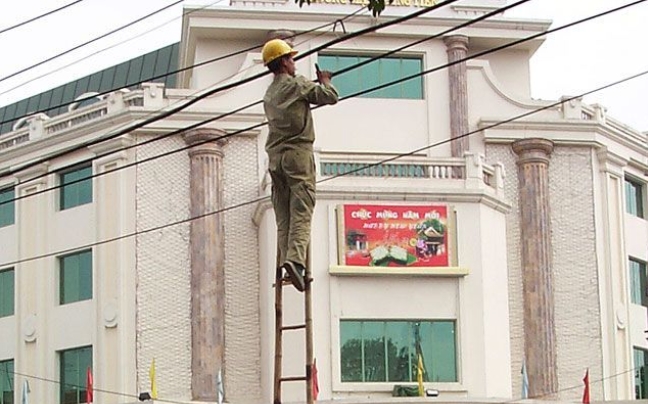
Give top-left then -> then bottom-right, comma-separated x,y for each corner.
59,250 -> 92,305
635,348 -> 648,399
60,346 -> 92,404
0,268 -> 14,318
626,177 -> 644,218
60,166 -> 92,210
0,359 -> 13,404
318,54 -> 423,99
630,258 -> 648,307
0,187 -> 14,228
340,320 -> 456,383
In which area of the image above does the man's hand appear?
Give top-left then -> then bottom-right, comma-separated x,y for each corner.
317,70 -> 333,85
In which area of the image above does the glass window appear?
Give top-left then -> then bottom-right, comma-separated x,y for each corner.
635,348 -> 648,399
0,359 -> 13,404
0,268 -> 14,318
340,320 -> 456,383
59,250 -> 92,305
630,258 -> 648,307
318,54 -> 423,100
60,166 -> 92,210
0,187 -> 15,228
626,177 -> 644,218
60,346 -> 92,404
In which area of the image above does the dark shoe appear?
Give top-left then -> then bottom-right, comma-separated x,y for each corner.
282,261 -> 306,292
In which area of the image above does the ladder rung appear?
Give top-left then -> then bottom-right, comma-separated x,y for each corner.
272,279 -> 292,288
281,324 -> 306,331
280,376 -> 307,382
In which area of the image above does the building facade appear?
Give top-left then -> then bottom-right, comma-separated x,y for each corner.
0,0 -> 647,403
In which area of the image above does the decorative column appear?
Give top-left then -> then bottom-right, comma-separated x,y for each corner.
183,128 -> 226,401
512,138 -> 558,399
444,35 -> 470,158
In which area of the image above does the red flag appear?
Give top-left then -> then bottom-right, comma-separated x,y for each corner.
582,369 -> 590,404
86,367 -> 94,403
311,359 -> 319,401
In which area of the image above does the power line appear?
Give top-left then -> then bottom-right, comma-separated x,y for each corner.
0,2 -> 365,118
0,6 -> 369,203
0,0 -> 228,100
0,0 -> 86,36
0,350 -> 641,403
0,0 -> 459,181
0,0 -> 184,85
1,63 -> 646,268
0,0 -> 507,204
0,0 -> 635,209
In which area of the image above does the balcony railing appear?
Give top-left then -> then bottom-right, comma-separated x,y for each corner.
0,83 -> 163,153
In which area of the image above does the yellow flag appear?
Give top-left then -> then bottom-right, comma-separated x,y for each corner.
417,354 -> 424,397
149,358 -> 158,399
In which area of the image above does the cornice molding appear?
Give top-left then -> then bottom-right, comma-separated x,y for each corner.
252,185 -> 511,225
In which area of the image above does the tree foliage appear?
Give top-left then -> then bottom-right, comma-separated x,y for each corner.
296,0 -> 393,17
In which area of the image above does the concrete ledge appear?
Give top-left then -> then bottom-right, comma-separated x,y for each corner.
329,265 -> 469,277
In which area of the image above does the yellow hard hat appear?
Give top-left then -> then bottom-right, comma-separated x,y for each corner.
262,39 -> 298,66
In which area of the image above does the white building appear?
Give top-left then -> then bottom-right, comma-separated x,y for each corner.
0,0 -> 647,403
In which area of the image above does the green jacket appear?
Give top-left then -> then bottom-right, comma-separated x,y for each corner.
264,74 -> 338,155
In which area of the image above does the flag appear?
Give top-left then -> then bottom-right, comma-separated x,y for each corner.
521,359 -> 529,399
21,380 -> 30,404
86,367 -> 93,403
417,353 -> 424,397
217,369 -> 224,404
149,358 -> 158,400
582,368 -> 590,404
311,359 -> 319,401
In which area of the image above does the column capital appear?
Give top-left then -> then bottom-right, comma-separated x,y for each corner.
443,35 -> 469,52
183,128 -> 227,157
512,138 -> 554,165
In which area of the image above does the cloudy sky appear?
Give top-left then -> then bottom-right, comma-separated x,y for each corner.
0,0 -> 646,130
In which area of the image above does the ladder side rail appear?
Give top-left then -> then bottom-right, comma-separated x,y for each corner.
273,265 -> 283,404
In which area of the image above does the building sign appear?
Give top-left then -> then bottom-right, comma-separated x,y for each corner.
311,0 -> 440,7
339,204 -> 449,267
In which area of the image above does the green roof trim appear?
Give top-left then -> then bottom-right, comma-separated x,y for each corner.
0,43 -> 179,135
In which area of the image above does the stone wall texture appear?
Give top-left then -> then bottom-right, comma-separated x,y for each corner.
136,134 -> 192,400
486,144 -> 603,400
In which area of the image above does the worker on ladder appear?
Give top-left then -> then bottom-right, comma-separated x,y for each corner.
262,38 -> 339,291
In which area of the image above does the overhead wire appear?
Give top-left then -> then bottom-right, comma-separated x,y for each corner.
0,5 -> 646,403
0,348 -> 642,403
1,61 -> 647,266
0,0 -> 512,205
0,0 -> 86,36
0,0 -> 184,85
0,5 -> 370,204
0,0 -> 460,181
0,0 -> 229,99
0,2 -> 367,118
0,0 -> 639,210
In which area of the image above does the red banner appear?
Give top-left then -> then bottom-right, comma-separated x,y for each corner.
340,204 -> 449,267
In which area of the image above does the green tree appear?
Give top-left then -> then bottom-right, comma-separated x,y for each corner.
296,0 -> 393,17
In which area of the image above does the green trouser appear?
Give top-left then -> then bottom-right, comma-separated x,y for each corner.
269,148 -> 316,268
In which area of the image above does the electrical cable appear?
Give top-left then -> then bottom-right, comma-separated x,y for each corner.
1,5 -> 644,403
0,0 -> 184,85
0,0 -> 460,181
0,0 -> 86,36
0,350 -> 641,403
0,3 -> 367,119
1,63 -> 646,267
0,0 -> 637,209
0,0 -> 229,100
0,5 -> 370,204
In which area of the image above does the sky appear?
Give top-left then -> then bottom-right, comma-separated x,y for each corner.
0,0 -> 646,131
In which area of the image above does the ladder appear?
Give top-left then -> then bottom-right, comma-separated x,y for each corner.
273,254 -> 314,404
